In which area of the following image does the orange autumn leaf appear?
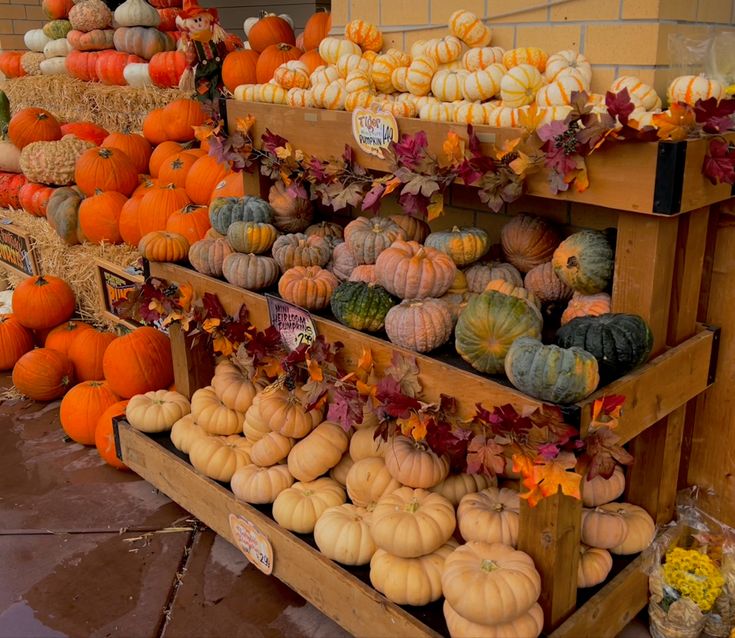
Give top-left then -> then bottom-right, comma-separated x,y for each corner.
356,379 -> 377,398
653,104 -> 695,141
261,356 -> 283,379
178,282 -> 193,312
213,334 -> 234,357
307,356 -> 323,382
513,453 -> 538,491
382,176 -> 402,197
235,115 -> 255,135
532,451 -> 582,500
518,103 -> 544,134
440,130 -> 465,167
357,347 -> 373,373
192,124 -> 214,143
398,411 -> 429,442
519,483 -> 544,507
590,395 -> 625,430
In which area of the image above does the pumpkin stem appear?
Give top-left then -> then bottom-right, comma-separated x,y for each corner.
452,225 -> 460,232
492,503 -> 505,512
404,500 -> 421,513
98,147 -> 113,159
34,276 -> 49,286
566,256 -> 578,268
480,559 -> 499,572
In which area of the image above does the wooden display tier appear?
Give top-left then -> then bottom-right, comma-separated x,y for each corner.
113,421 -> 654,638
227,101 -> 735,216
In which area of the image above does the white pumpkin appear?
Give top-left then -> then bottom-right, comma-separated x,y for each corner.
545,49 -> 592,85
114,0 -> 160,27
123,62 -> 152,87
234,84 -> 258,102
25,29 -> 51,53
44,38 -> 72,58
0,142 -> 22,173
39,57 -> 68,75
610,76 -> 661,111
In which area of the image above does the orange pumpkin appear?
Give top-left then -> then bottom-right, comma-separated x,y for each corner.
303,9 -> 331,51
148,140 -> 182,176
13,348 -> 75,401
0,52 -> 26,79
184,155 -> 230,204
163,98 -> 206,142
142,108 -> 169,145
299,48 -> 325,74
222,49 -> 259,93
210,172 -> 245,201
95,399 -> 130,469
74,146 -> 139,197
45,320 -> 92,356
138,230 -> 190,262
78,190 -> 126,244
119,196 -> 143,246
138,183 -> 190,236
248,15 -> 295,53
0,315 -> 34,370
102,326 -> 174,398
8,108 -> 62,150
256,43 -> 302,83
165,203 -> 210,243
60,380 -> 120,445
101,132 -> 152,175
18,183 -> 56,218
13,275 -> 75,331
67,328 -> 117,381
157,151 -> 199,187
60,121 -> 109,145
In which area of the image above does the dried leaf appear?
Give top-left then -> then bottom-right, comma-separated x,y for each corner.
385,351 -> 421,397
653,104 -> 696,141
426,192 -> 444,221
466,434 -> 505,476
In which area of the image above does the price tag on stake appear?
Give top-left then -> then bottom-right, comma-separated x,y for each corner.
351,107 -> 399,159
228,513 -> 274,575
265,294 -> 317,351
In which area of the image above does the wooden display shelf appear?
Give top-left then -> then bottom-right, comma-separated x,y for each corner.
226,101 -> 735,216
113,421 -> 651,638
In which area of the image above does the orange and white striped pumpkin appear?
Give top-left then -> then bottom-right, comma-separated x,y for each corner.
667,74 -> 726,106
414,95 -> 439,111
379,99 -> 417,118
234,84 -> 258,101
391,66 -> 409,92
287,87 -> 314,108
503,47 -> 548,72
362,50 -> 378,64
406,55 -> 438,96
346,69 -> 372,93
385,48 -> 411,66
545,49 -> 592,85
319,37 -> 361,65
273,60 -> 310,90
337,53 -> 371,78
426,36 -> 463,64
463,46 -> 505,72
484,104 -> 527,128
461,65 -> 504,101
345,19 -> 382,52
587,93 -> 606,107
257,83 -> 288,104
371,53 -> 401,93
345,90 -> 374,112
411,40 -> 429,58
419,102 -> 454,122
312,80 -> 346,110
610,76 -> 661,111
449,9 -> 492,47
310,64 -> 340,87
500,64 -> 544,107
438,61 -> 466,72
536,73 -> 587,106
454,101 -> 486,124
537,105 -> 573,126
431,69 -> 464,102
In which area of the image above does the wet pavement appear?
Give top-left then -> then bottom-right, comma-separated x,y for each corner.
0,374 -> 347,638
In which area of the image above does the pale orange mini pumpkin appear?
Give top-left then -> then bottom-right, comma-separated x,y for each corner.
375,240 -> 456,299
384,435 -> 450,489
278,265 -> 338,311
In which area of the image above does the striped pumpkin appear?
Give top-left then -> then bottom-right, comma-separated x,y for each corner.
345,69 -> 372,93
345,90 -> 373,112
256,83 -> 288,104
273,60 -> 310,89
502,47 -> 548,72
287,87 -> 314,107
461,64 -> 504,101
453,101 -> 486,124
310,64 -> 340,86
233,84 -> 257,101
371,53 -> 400,93
545,49 -> 592,85
344,19 -> 382,52
313,80 -> 346,110
336,52 -> 370,78
463,46 -> 505,71
426,36 -> 463,64
318,37 -> 361,65
484,105 -> 527,128
406,55 -> 437,96
431,69 -> 464,102
536,73 -> 587,106
419,102 -> 454,122
449,9 -> 491,47
391,66 -> 409,92
667,74 -> 726,106
500,64 -> 544,107
537,105 -> 573,126
610,76 -> 661,110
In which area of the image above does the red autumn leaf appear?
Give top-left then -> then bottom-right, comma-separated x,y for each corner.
466,434 -> 506,476
578,427 -> 633,480
702,138 -> 735,185
605,88 -> 635,124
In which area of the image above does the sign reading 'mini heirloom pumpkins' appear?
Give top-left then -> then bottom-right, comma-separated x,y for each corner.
266,294 -> 317,351
228,513 -> 274,575
0,222 -> 39,277
95,258 -> 144,330
351,107 -> 399,159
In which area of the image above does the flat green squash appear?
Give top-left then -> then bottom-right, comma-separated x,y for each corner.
454,291 -> 543,375
330,281 -> 397,332
504,337 -> 600,404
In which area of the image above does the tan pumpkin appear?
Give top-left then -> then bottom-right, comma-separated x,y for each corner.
314,504 -> 377,566
484,279 -> 541,310
384,298 -> 454,353
188,238 -> 234,278
429,472 -> 496,507
189,434 -> 253,482
441,541 -> 542,625
578,545 -> 613,588
348,264 -> 377,284
580,507 -> 629,549
272,477 -> 347,533
601,503 -> 655,555
465,261 -> 523,293
272,233 -> 330,272
258,384 -> 322,439
370,541 -> 458,606
170,414 -> 207,454
222,253 -> 279,291
346,456 -> 401,508
190,385 -> 244,435
375,240 -> 456,299
126,389 -> 190,433
458,487 -> 521,547
250,431 -> 294,467
211,360 -> 258,413
278,265 -> 338,311
389,214 -> 430,243
288,421 -> 350,482
231,463 -> 294,504
582,465 -> 626,507
327,241 -> 357,281
371,487 -> 456,558
443,600 -> 544,638
344,216 -> 406,265
329,452 -> 354,486
243,395 -> 270,442
524,261 -> 573,305
349,425 -> 388,461
384,435 -> 450,488
305,221 -> 343,241
561,292 -> 611,325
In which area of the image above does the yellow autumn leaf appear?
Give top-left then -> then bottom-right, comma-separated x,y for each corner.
496,136 -> 521,160
427,192 -> 444,222
398,411 -> 429,442
440,130 -> 465,167
356,379 -> 377,398
653,104 -> 695,141
213,334 -> 234,357
509,149 -> 532,176
518,103 -> 544,134
148,299 -> 165,315
275,143 -> 293,160
235,115 -> 255,135
307,356 -> 323,382
202,317 -> 221,333
178,282 -> 193,313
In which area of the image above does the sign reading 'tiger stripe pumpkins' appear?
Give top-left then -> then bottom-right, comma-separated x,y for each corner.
351,107 -> 399,159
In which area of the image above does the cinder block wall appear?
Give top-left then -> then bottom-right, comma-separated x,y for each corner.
0,0 -> 44,52
331,0 -> 735,95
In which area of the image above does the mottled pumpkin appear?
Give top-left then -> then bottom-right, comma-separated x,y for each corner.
561,292 -> 611,325
272,233 -> 330,272
188,238 -> 234,277
552,230 -> 614,294
464,261 -> 524,293
375,240 -> 457,300
455,291 -> 542,375
327,241 -> 357,281
209,195 -> 273,235
344,216 -> 406,265
226,220 -> 278,254
425,226 -> 489,266
524,260 -> 573,305
222,252 -> 279,291
305,221 -> 343,242
505,337 -> 600,403
330,281 -> 397,332
501,214 -> 561,273
278,265 -> 338,311
388,213 -> 430,243
385,298 -> 453,353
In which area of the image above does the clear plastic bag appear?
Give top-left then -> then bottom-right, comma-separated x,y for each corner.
668,31 -> 735,91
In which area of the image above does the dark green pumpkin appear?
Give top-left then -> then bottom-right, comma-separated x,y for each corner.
505,337 -> 600,404
330,281 -> 397,332
552,230 -> 613,295
556,313 -> 653,384
209,195 -> 273,235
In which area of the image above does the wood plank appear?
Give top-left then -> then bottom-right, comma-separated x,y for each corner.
149,261 -> 545,420
518,493 -> 582,632
680,132 -> 735,213
577,328 -> 714,442
549,555 -> 649,638
168,322 -> 214,400
611,213 -> 678,355
116,423 -> 440,638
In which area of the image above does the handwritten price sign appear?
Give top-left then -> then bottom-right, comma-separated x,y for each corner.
351,107 -> 399,159
228,513 -> 273,575
265,294 -> 317,351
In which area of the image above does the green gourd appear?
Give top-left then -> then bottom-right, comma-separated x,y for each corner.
454,291 -> 542,375
552,230 -> 613,295
330,281 -> 397,332
209,196 -> 273,235
556,313 -> 653,384
504,337 -> 600,403
43,19 -> 72,40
